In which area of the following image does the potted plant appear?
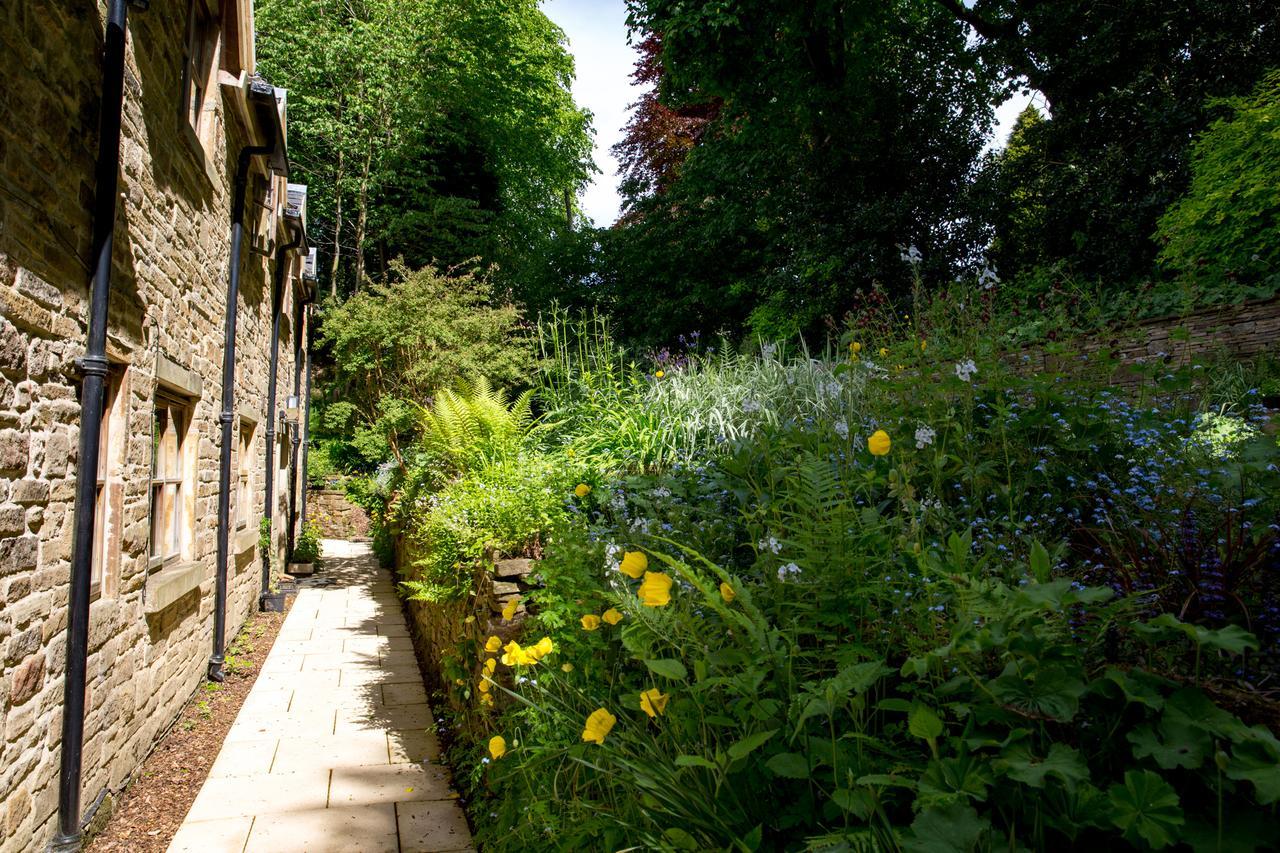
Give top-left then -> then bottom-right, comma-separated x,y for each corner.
288,519 -> 322,576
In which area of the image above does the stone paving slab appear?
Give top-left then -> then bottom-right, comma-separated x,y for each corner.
168,540 -> 473,853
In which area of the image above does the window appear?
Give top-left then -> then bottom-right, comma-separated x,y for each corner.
91,368 -> 127,598
149,396 -> 191,568
237,418 -> 256,529
182,1 -> 217,138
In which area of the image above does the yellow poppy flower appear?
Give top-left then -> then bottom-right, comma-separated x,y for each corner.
655,369 -> 665,378
638,571 -> 673,607
478,679 -> 491,693
850,341 -> 862,355
868,430 -> 891,456
602,608 -> 623,625
581,614 -> 602,631
484,635 -> 502,653
479,691 -> 494,706
489,735 -> 506,759
574,483 -> 592,498
483,658 -> 496,675
531,636 -> 554,659
500,640 -> 538,666
619,550 -> 648,579
561,663 -> 574,673
878,347 -> 889,357
719,582 -> 736,603
640,688 -> 670,718
582,707 -> 617,744
501,597 -> 520,621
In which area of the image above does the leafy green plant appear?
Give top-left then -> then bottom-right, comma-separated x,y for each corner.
291,519 -> 323,564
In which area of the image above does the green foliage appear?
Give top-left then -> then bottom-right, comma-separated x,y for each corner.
318,264 -> 533,469
290,519 -> 323,565
1157,70 -> 1280,291
255,0 -> 592,297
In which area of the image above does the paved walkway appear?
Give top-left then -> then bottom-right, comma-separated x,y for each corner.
168,541 -> 473,853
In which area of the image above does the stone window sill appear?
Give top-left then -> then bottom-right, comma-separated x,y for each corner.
235,525 -> 258,556
144,561 -> 203,616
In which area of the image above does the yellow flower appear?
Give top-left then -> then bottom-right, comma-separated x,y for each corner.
638,571 -> 673,607
878,347 -> 889,357
919,339 -> 927,351
602,607 -> 623,625
484,635 -> 502,653
454,678 -> 465,686
489,735 -> 506,759
501,597 -> 520,621
574,483 -> 592,498
640,688 -> 670,718
566,448 -> 575,458
479,691 -> 494,706
581,614 -> 602,631
655,369 -> 665,378
619,550 -> 648,579
501,640 -> 538,666
464,615 -> 476,624
483,658 -> 496,675
478,679 -> 491,693
868,430 -> 891,456
849,341 -> 862,355
531,636 -> 555,659
719,582 -> 736,603
561,662 -> 574,673
582,707 -> 617,745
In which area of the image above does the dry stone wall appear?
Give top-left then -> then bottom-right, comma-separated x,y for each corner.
310,489 -> 371,540
0,3 -> 308,849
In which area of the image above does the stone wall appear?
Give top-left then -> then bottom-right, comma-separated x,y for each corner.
0,3 -> 309,849
309,489 -> 371,541
395,538 -> 537,724
1017,295 -> 1280,386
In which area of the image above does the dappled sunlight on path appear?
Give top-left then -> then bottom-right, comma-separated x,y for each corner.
167,541 -> 472,853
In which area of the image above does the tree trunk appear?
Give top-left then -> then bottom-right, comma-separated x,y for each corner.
352,145 -> 372,290
329,144 -> 344,298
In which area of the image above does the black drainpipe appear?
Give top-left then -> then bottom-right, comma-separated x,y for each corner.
286,295 -> 305,559
54,1 -> 136,849
261,226 -> 302,605
299,305 -> 314,526
208,142 -> 270,682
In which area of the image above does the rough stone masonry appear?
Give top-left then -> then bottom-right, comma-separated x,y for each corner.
0,2 -> 311,849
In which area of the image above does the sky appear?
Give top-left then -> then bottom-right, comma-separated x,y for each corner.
541,0 -> 1043,226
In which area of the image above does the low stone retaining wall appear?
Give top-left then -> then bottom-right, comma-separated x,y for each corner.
395,538 -> 539,723
1017,295 -> 1280,386
308,488 -> 371,540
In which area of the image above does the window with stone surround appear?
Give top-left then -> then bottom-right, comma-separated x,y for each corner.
91,366 -> 127,599
182,0 -> 219,141
149,395 -> 193,569
236,417 -> 255,529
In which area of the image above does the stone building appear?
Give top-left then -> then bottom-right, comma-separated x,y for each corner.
0,1 -> 314,849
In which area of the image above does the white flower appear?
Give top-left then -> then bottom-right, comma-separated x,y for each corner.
760,342 -> 778,359
609,492 -> 627,512
820,379 -> 841,398
777,562 -> 801,580
630,517 -> 653,535
650,486 -> 672,499
758,536 -> 782,554
954,359 -> 978,382
834,420 -> 849,440
978,265 -> 1000,290
915,425 -> 936,449
604,542 -> 621,571
900,244 -> 923,266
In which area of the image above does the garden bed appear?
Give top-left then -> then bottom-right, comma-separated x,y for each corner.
85,609 -> 288,852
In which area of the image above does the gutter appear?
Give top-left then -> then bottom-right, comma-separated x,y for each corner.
209,76 -> 287,682
54,1 -> 141,849
261,211 -> 306,607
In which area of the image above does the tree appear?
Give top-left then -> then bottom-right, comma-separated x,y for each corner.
1156,70 -> 1280,290
936,0 -> 1280,283
317,263 -> 533,470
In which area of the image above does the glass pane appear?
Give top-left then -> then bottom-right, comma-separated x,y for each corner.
150,484 -> 163,558
152,408 -> 163,477
91,485 -> 104,588
165,483 -> 179,558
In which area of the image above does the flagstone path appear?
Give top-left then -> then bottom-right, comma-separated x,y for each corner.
167,540 -> 473,853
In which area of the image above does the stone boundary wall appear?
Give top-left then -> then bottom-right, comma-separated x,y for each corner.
1016,295 -> 1280,385
394,539 -> 536,727
309,489 -> 371,541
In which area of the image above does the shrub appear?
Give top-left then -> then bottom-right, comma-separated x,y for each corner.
291,519 -> 322,564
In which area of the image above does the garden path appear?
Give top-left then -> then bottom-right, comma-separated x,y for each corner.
167,540 -> 473,853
